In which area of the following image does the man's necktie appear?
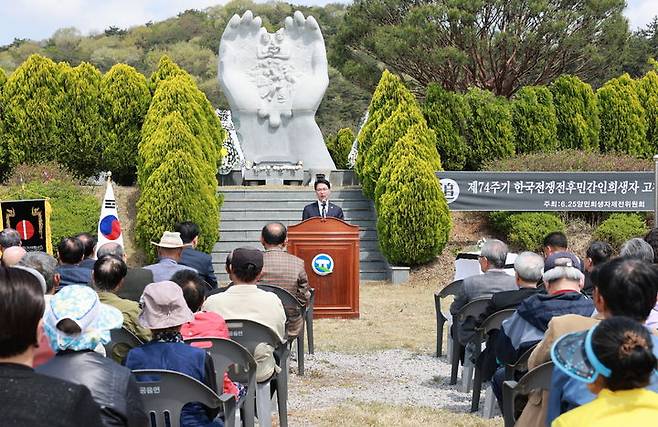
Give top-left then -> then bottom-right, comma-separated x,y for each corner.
321,202 -> 326,218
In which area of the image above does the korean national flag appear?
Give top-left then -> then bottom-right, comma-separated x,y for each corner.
97,180 -> 124,252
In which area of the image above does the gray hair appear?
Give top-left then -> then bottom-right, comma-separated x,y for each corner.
481,239 -> 508,269
17,251 -> 58,294
620,238 -> 654,264
542,264 -> 584,284
514,251 -> 544,282
0,228 -> 21,249
97,242 -> 125,259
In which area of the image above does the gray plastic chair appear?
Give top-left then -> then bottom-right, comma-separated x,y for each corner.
104,326 -> 144,364
502,361 -> 554,427
225,319 -> 288,427
306,288 -> 315,354
470,308 -> 516,412
184,337 -> 257,427
257,283 -> 307,376
434,279 -> 463,358
132,368 -> 236,427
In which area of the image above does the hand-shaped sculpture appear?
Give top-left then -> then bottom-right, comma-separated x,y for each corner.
218,10 -> 335,171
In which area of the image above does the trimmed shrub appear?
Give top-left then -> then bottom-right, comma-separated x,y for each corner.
58,62 -> 104,178
135,150 -> 219,261
0,68 -> 6,87
0,179 -> 99,251
593,213 -> 648,250
360,98 -> 429,198
100,64 -> 151,185
636,70 -> 658,153
511,86 -> 558,154
355,70 -> 415,189
550,75 -> 600,151
149,55 -> 190,93
423,84 -> 470,171
2,54 -> 64,165
0,67 -> 13,183
596,74 -> 648,156
463,88 -> 515,170
489,212 -> 565,252
326,128 -> 354,169
376,137 -> 451,265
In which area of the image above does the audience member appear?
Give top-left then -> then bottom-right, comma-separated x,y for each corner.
97,242 -> 154,302
0,227 -> 21,252
476,251 -> 545,382
519,257 -> 658,427
643,228 -> 658,263
2,245 -> 26,267
551,317 -> 658,427
126,281 -> 220,427
619,237 -> 654,263
258,222 -> 310,339
542,231 -> 569,258
450,239 -> 517,346
491,252 -> 594,409
203,247 -> 286,382
173,269 -> 241,397
582,241 -> 613,296
75,232 -> 97,269
144,231 -> 197,282
0,266 -> 103,427
56,237 -> 92,287
36,285 -> 147,427
175,221 -> 218,289
93,255 -> 151,361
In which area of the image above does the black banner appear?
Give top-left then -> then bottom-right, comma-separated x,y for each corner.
1,199 -> 51,253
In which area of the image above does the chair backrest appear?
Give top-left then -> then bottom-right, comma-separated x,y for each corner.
104,327 -> 144,361
257,284 -> 303,309
184,337 -> 257,387
132,369 -> 222,427
478,308 -> 516,335
514,361 -> 553,395
457,297 -> 492,322
225,319 -> 284,355
438,279 -> 464,299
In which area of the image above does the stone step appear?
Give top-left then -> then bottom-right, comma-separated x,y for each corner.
220,189 -> 367,201
222,199 -> 373,210
217,228 -> 379,241
213,238 -> 382,252
219,219 -> 376,231
211,249 -> 387,264
220,209 -> 375,222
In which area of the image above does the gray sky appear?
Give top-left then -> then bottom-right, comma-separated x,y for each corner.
0,0 -> 656,47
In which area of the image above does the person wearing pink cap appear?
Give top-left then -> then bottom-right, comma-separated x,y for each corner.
125,281 -> 220,427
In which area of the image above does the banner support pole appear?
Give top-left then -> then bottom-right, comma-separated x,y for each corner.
654,155 -> 658,227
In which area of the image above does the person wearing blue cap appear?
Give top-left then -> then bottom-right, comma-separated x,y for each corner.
551,316 -> 658,426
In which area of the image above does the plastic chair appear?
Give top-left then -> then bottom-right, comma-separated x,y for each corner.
104,326 -> 144,364
502,361 -> 554,427
132,368 -> 236,427
306,288 -> 315,354
434,279 -> 463,358
185,337 -> 258,427
449,297 -> 491,392
257,284 -> 308,376
470,308 -> 516,412
225,319 -> 288,427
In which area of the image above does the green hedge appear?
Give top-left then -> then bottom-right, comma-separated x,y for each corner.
511,86 -> 558,154
490,212 -> 566,252
326,127 -> 354,169
550,75 -> 600,151
593,213 -> 648,250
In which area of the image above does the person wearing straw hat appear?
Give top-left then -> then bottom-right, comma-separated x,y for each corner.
126,281 -> 221,427
36,284 -> 146,427
144,231 -> 197,282
550,316 -> 658,426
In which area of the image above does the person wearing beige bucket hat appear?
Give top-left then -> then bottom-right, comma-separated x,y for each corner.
125,281 -> 221,427
143,231 -> 197,282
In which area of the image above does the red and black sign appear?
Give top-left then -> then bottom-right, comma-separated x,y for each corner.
1,199 -> 49,252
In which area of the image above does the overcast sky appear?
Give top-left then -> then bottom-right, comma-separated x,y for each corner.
1,0 -> 657,47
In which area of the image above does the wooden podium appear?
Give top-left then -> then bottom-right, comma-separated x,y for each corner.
288,217 -> 360,319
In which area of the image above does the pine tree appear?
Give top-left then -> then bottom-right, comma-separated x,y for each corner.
550,75 -> 600,151
59,62 -> 104,177
100,64 -> 151,185
597,74 -> 648,156
636,70 -> 658,153
463,88 -> 515,170
423,84 -> 470,170
511,86 -> 558,154
3,54 -> 65,164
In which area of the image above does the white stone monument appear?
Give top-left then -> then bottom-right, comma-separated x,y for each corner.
218,10 -> 336,182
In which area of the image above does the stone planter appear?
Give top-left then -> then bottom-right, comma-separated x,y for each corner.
389,266 -> 410,284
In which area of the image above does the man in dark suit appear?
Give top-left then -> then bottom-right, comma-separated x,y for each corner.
175,221 -> 218,289
302,177 -> 344,220
97,242 -> 154,302
75,232 -> 97,270
56,237 -> 92,287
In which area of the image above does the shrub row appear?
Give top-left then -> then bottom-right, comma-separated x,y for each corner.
134,56 -> 225,262
356,70 -> 451,266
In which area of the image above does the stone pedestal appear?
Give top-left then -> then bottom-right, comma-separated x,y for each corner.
242,162 -> 304,185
